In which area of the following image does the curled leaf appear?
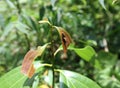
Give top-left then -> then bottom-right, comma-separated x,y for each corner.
21,50 -> 37,78
38,18 -> 51,26
21,44 -> 48,78
54,26 -> 72,53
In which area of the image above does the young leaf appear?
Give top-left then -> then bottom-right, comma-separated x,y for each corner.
59,70 -> 101,88
55,45 -> 96,61
112,0 -> 117,4
38,18 -> 51,26
98,0 -> 106,10
21,44 -> 48,78
54,26 -> 72,53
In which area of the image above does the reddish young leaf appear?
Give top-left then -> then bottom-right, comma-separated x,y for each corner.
21,44 -> 48,78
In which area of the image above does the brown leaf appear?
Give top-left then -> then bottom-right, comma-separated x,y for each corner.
56,27 -> 72,53
21,50 -> 37,78
21,44 -> 48,78
28,64 -> 35,78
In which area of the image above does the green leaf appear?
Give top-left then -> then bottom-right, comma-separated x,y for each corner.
72,46 -> 96,61
98,0 -> 106,10
15,21 -> 29,34
51,0 -> 57,7
22,14 -> 38,31
32,76 -> 39,88
0,1 -> 7,12
94,51 -> 117,69
6,0 -> 16,9
0,61 -> 45,88
86,40 -> 97,46
39,6 -> 45,20
55,45 -> 96,61
0,67 -> 27,88
44,70 -> 53,87
38,18 -> 51,26
0,14 -> 5,26
2,23 -> 14,38
59,70 -> 101,88
94,51 -> 118,87
2,21 -> 29,38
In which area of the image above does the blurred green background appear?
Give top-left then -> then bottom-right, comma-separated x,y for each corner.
0,0 -> 120,88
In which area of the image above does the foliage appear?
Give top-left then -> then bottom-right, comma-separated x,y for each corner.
0,0 -> 120,88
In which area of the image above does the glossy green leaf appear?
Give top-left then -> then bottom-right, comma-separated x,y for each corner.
0,67 -> 27,88
59,70 -> 101,88
32,76 -> 39,88
72,46 -> 96,61
98,0 -> 106,10
44,70 -> 53,87
86,40 -> 97,46
55,45 -> 96,61
0,62 -> 45,88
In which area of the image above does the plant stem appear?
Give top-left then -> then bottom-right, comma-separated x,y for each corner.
52,62 -> 55,88
24,34 -> 30,51
43,64 -> 52,67
50,26 -> 55,88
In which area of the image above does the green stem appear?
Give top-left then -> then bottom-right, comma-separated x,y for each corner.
24,34 -> 30,51
42,64 -> 52,67
52,62 -> 55,88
